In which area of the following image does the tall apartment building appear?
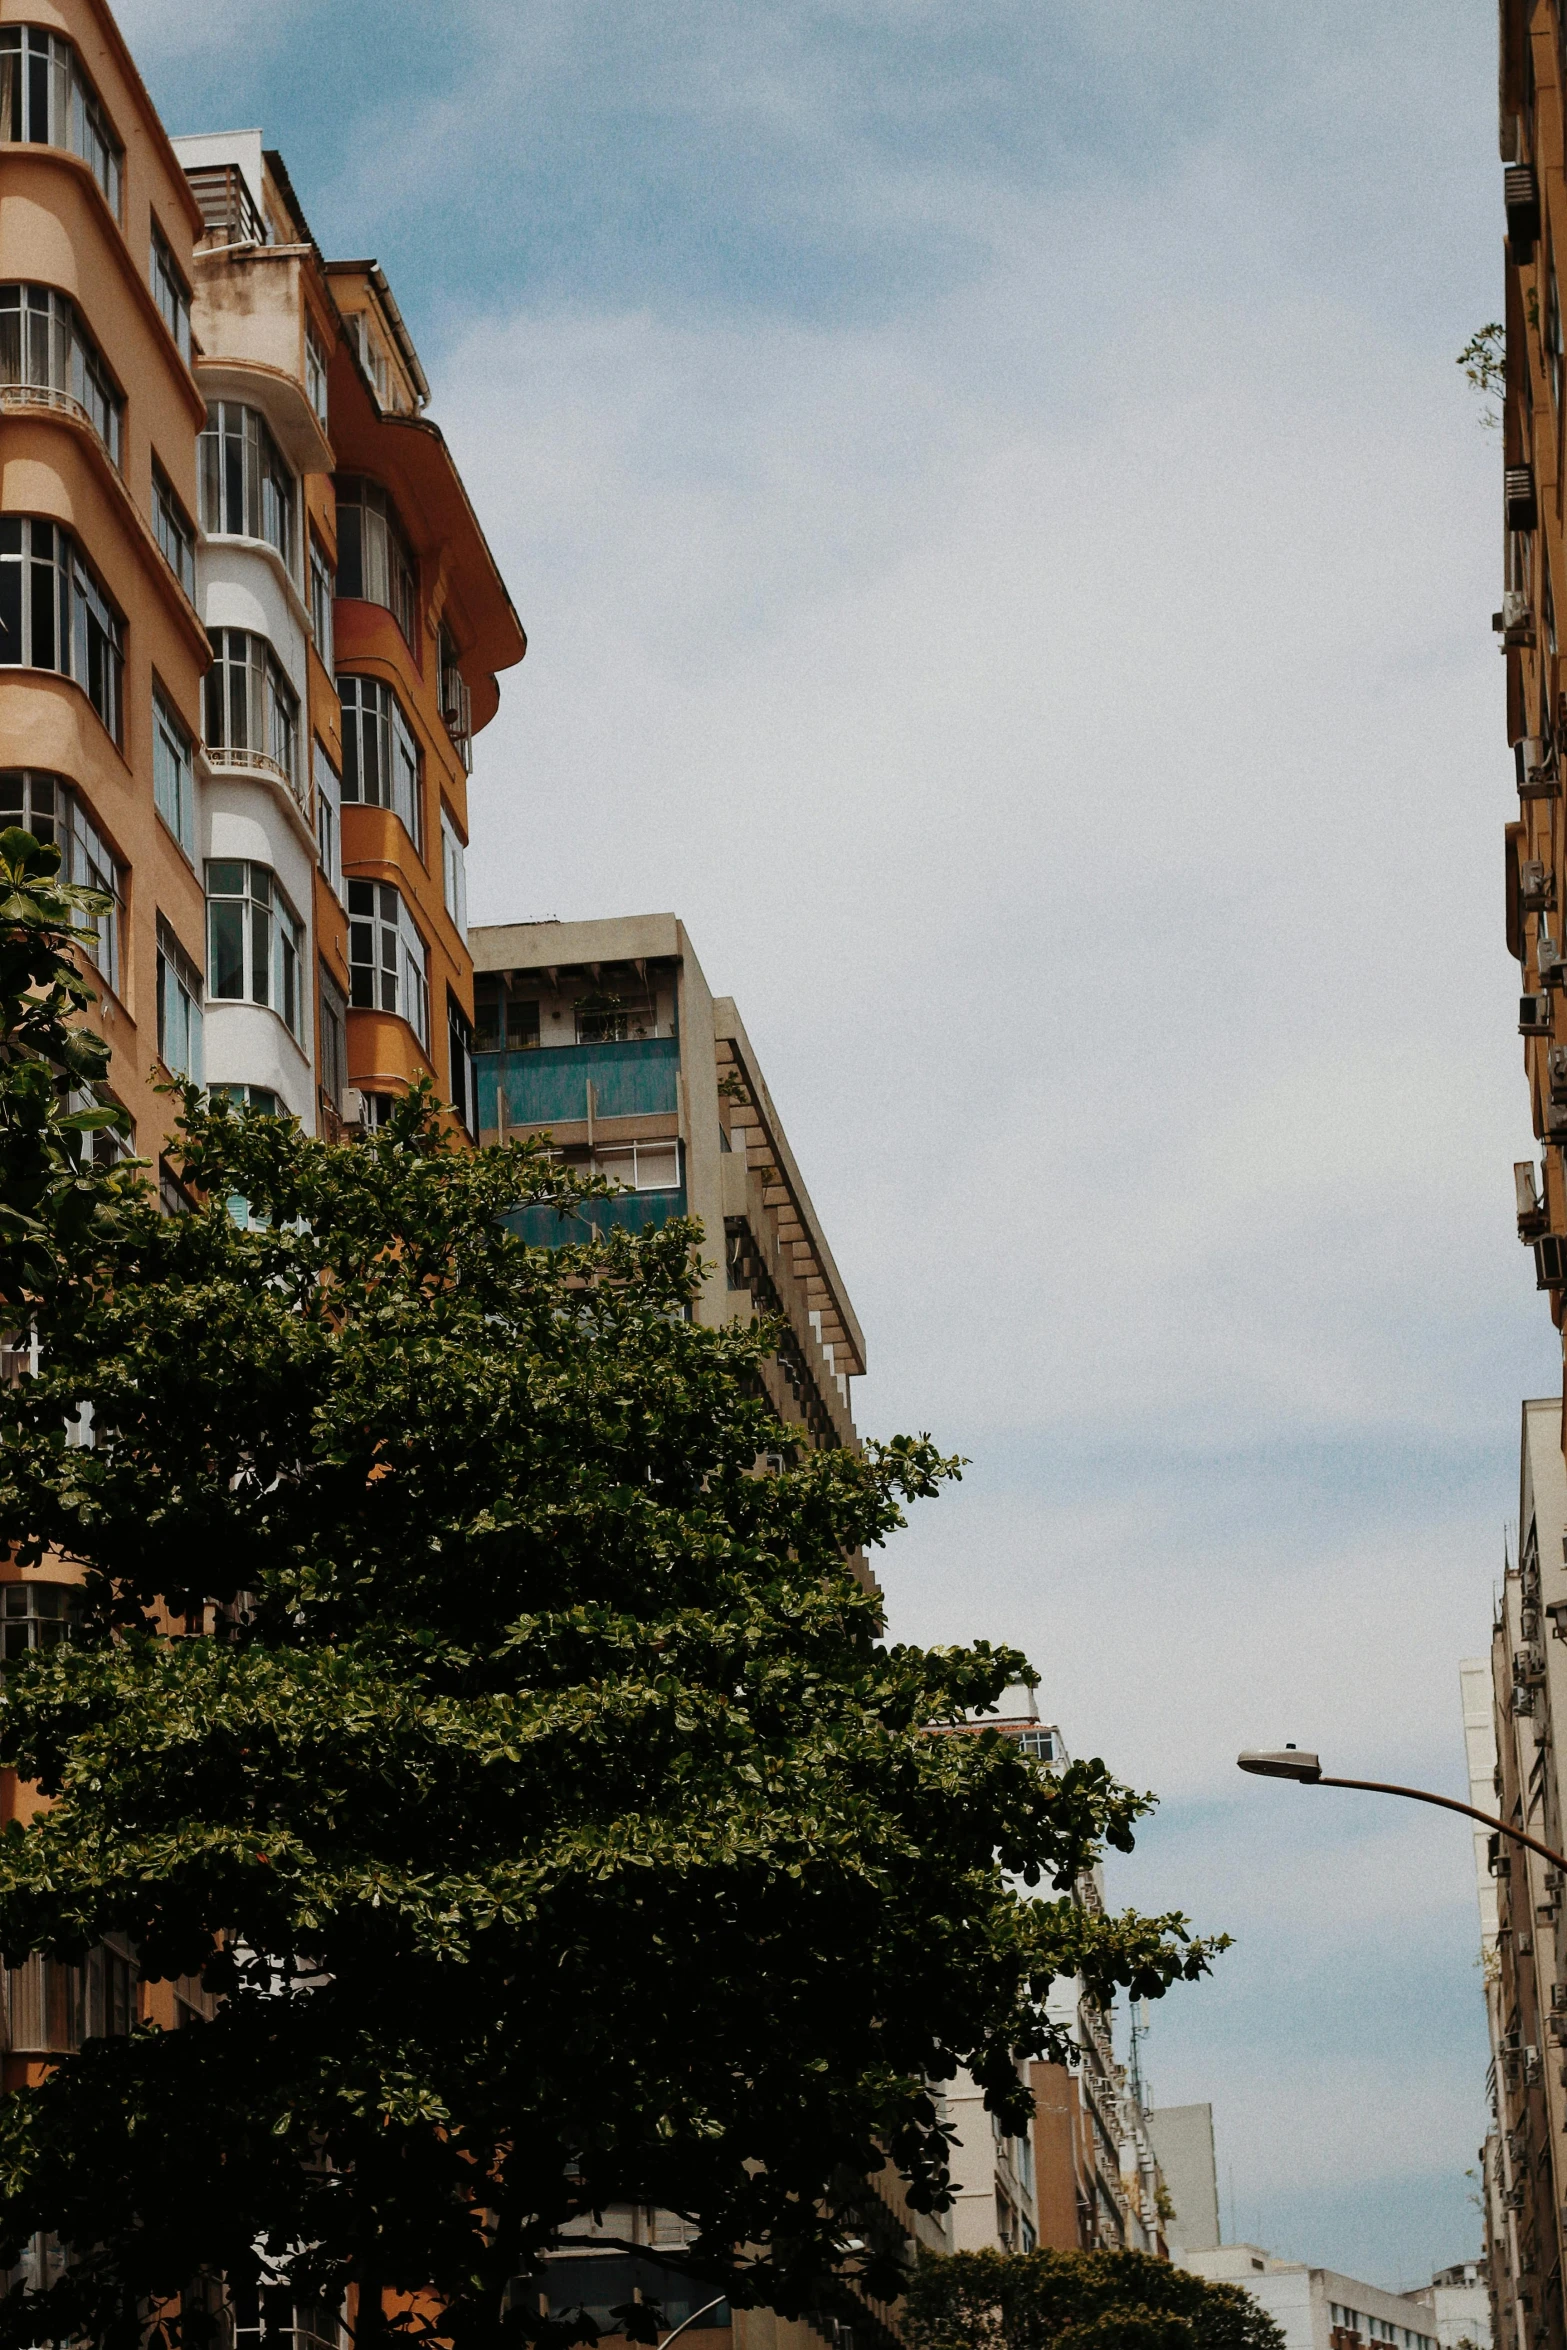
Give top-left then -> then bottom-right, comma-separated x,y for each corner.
470,912 -> 953,2350
929,1686 -> 1170,2258
1,0 -> 523,1176
0,0 -> 522,2068
1180,2248 -> 1443,2350
470,916 -> 863,1456
1474,1403 -> 1567,2350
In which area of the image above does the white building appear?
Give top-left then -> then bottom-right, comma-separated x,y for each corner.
1183,2249 -> 1442,2350
1409,2262 -> 1492,2350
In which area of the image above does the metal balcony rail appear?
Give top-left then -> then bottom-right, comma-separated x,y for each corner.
185,164 -> 269,250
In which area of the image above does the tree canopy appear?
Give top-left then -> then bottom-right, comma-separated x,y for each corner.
903,2249 -> 1285,2350
0,835 -> 1226,2350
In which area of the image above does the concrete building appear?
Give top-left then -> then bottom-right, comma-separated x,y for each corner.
929,1685 -> 1170,2255
470,915 -> 863,1456
1147,2105 -> 1221,2262
0,0 -> 523,2058
1472,1402 -> 1567,2350
1,0 -> 523,1176
1182,2248 -> 1441,2350
1409,2263 -> 1493,2350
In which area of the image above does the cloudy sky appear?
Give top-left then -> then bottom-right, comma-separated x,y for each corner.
122,0 -> 1543,2290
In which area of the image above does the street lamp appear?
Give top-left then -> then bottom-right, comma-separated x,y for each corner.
1236,1745 -> 1567,1873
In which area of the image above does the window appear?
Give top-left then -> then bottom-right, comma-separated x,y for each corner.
205,629 -> 299,787
348,311 -> 392,409
338,674 -> 422,847
576,990 -> 657,1044
211,1084 -> 281,1116
0,518 -> 123,741
314,739 -> 342,897
474,976 -> 538,1052
0,284 -> 123,463
308,532 -> 334,667
335,477 -> 416,644
199,401 -> 295,571
149,221 -> 191,365
152,686 -> 195,859
1017,1728 -> 1058,1762
206,862 -> 305,1043
231,2288 -> 343,2350
347,881 -> 428,1049
0,27 -> 122,216
156,918 -> 204,1082
1,1582 -> 78,1667
151,462 -> 195,600
318,966 -> 347,1113
595,1139 -> 681,1193
440,805 -> 467,936
438,621 -> 472,770
0,772 -> 122,992
448,996 -> 476,1137
305,317 -> 330,422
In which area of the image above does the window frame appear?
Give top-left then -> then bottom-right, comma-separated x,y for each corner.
198,400 -> 297,577
204,859 -> 306,1045
440,804 -> 467,937
204,628 -> 300,790
313,738 -> 342,900
308,530 -> 334,670
337,672 -> 423,851
0,519 -> 124,743
334,476 -> 417,648
305,316 -> 330,422
151,460 -> 196,600
0,27 -> 123,218
152,684 -> 196,861
156,917 -> 204,1084
148,219 -> 191,366
347,879 -> 429,1051
0,772 -> 123,996
0,281 -> 124,466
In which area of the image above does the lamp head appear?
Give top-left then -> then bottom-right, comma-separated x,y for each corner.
1237,1745 -> 1321,1783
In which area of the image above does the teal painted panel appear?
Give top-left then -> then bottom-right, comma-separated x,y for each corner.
475,1038 -> 680,1129
503,1188 -> 688,1248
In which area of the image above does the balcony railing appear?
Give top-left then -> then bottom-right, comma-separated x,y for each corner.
185,164 -> 269,250
477,1037 -> 679,1131
440,661 -> 473,773
202,743 -> 309,824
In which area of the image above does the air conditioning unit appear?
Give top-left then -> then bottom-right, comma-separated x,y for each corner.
1500,589 -> 1537,650
1538,1234 -> 1567,1289
1539,928 -> 1567,985
1507,162 -> 1542,259
1521,993 -> 1556,1033
1545,1103 -> 1567,1147
1519,1158 -> 1549,1236
1507,464 -> 1541,534
1516,1645 -> 1547,1684
1547,1599 -> 1567,1641
341,1088 -> 366,1132
1515,1682 -> 1539,1713
1523,858 -> 1556,909
1520,737 -> 1559,798
1549,1041 -> 1567,1102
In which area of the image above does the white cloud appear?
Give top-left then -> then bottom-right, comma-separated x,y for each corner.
428,118 -> 1526,2274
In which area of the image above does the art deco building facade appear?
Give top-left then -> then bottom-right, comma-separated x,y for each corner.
1486,4 -> 1567,2342
0,0 -> 524,2086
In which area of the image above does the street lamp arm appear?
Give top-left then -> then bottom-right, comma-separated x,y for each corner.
1314,1774 -> 1567,1875
656,2299 -> 729,2349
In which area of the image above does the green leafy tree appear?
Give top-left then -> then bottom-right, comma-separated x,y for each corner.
903,2248 -> 1284,2350
1457,324 -> 1505,429
0,851 -> 1226,2350
0,826 -> 134,1306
